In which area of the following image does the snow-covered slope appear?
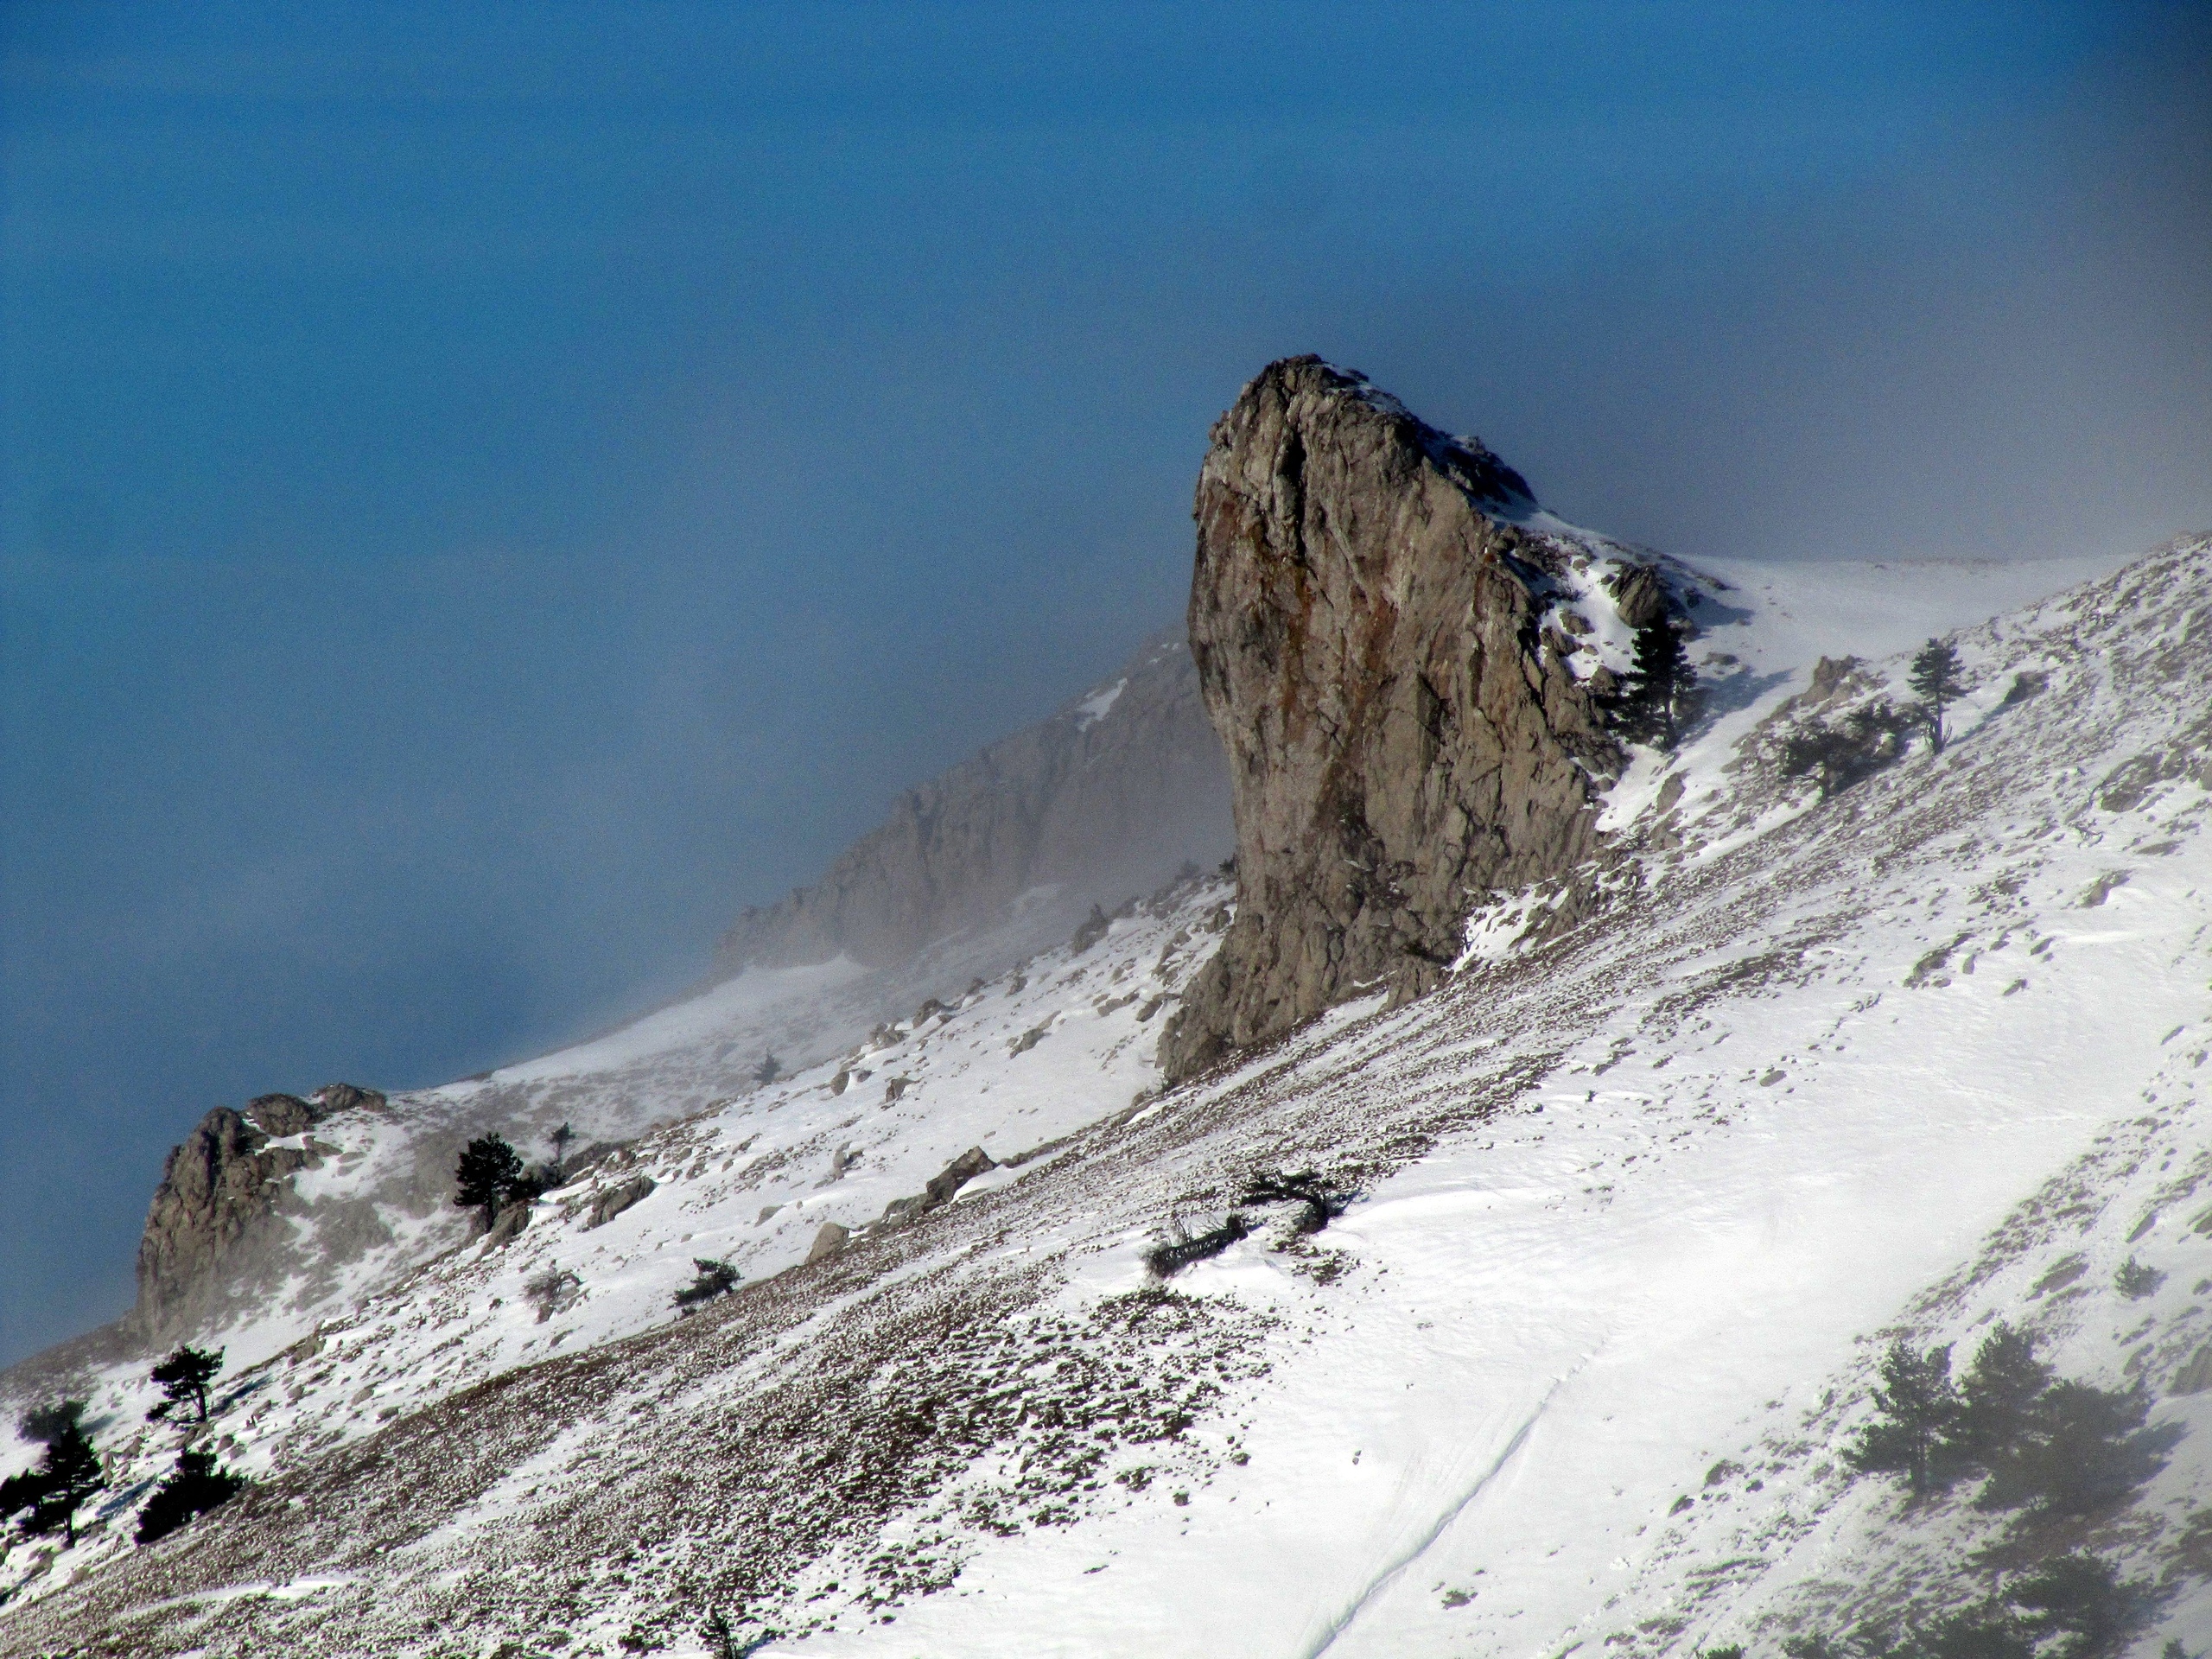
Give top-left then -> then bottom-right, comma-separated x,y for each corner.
3,537 -> 2208,1659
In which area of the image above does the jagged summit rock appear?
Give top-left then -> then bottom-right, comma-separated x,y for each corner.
1162,357 -> 1618,1077
715,624 -> 1230,974
130,1107 -> 315,1343
129,1083 -> 385,1344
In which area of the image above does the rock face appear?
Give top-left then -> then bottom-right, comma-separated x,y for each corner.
581,1174 -> 656,1231
715,626 -> 1230,973
130,1109 -> 315,1342
1162,358 -> 1617,1077
130,1084 -> 381,1343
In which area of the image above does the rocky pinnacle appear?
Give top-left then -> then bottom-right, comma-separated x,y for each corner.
1161,357 -> 1617,1077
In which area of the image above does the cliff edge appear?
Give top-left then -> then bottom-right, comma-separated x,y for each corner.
1162,358 -> 1620,1076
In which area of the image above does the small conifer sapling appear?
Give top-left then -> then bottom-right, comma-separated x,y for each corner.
1908,637 -> 1967,753
674,1258 -> 741,1313
136,1446 -> 245,1545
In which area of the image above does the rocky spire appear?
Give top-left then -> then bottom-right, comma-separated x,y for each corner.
1161,358 -> 1617,1077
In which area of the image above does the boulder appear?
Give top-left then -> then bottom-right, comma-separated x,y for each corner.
924,1146 -> 996,1207
481,1200 -> 531,1249
880,1147 -> 1000,1229
580,1174 -> 656,1231
805,1222 -> 850,1265
246,1093 -> 319,1136
1162,358 -> 1615,1077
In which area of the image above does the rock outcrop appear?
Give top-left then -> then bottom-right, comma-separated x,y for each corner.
1162,358 -> 1618,1077
131,1109 -> 314,1341
129,1083 -> 381,1343
715,626 -> 1230,972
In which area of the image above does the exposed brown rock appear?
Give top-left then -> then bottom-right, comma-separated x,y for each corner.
1162,358 -> 1617,1077
879,1146 -> 998,1228
480,1201 -> 532,1249
925,1146 -> 996,1206
312,1081 -> 387,1116
245,1093 -> 318,1136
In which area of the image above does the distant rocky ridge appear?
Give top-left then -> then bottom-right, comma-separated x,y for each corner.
1163,357 -> 1637,1077
715,625 -> 1231,973
35,631 -> 1230,1370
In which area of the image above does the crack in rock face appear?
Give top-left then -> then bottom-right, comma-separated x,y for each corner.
1163,356 -> 1618,1077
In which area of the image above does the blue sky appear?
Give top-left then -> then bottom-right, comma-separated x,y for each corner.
3,2 -> 2208,1363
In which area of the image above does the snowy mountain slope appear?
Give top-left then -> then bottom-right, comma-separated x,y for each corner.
3,537 -> 2207,1657
0,876 -> 1231,1593
10,623 -> 1225,1376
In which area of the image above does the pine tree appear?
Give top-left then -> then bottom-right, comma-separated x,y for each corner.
135,1446 -> 244,1545
1979,1379 -> 2170,1516
673,1258 -> 742,1313
1620,618 -> 1696,748
16,1418 -> 105,1546
454,1134 -> 527,1228
17,1399 -> 85,1445
1908,637 -> 1967,753
1847,1341 -> 1960,1494
549,1122 -> 576,1176
149,1344 -> 224,1422
1948,1322 -> 2053,1467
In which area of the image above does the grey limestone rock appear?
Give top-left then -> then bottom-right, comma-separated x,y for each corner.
1161,358 -> 1617,1077
481,1200 -> 532,1249
131,1107 -> 319,1342
245,1093 -> 318,1136
805,1222 -> 850,1264
715,626 -> 1230,973
580,1174 -> 656,1231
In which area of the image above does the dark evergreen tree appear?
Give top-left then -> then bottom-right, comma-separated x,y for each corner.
15,1418 -> 105,1546
1619,618 -> 1697,748
1847,1341 -> 1960,1494
1978,1379 -> 2175,1515
2009,1554 -> 2164,1659
1908,637 -> 1967,753
1947,1322 -> 2053,1467
673,1258 -> 742,1313
454,1134 -> 528,1228
135,1446 -> 245,1545
17,1399 -> 85,1446
1779,701 -> 1916,801
550,1121 -> 576,1174
753,1051 -> 782,1086
149,1344 -> 224,1422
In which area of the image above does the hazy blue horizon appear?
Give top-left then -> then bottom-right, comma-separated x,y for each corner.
4,1 -> 2209,1365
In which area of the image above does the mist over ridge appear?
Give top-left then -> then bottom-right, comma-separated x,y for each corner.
3,2 -> 2209,1370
